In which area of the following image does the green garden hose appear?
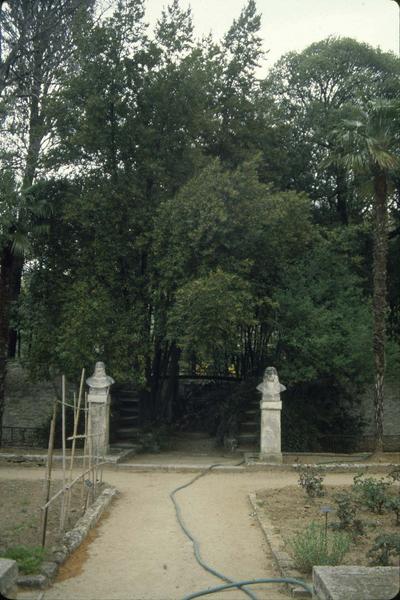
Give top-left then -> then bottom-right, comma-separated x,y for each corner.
170,463 -> 258,600
183,577 -> 313,600
170,462 -> 313,600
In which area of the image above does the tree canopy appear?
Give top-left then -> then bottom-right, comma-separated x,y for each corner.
1,1 -> 399,449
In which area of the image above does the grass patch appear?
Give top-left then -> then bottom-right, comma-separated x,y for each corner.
288,521 -> 350,574
2,545 -> 45,574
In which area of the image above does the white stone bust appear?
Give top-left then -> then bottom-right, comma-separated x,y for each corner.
257,366 -> 286,400
86,361 -> 114,394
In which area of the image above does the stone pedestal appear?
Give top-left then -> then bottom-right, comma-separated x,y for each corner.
87,362 -> 114,460
88,392 -> 110,459
260,399 -> 283,463
257,367 -> 285,464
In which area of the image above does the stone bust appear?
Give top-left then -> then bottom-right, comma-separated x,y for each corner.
256,366 -> 286,399
86,361 -> 114,393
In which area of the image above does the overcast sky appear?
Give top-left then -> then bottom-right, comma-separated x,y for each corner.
143,0 -> 399,73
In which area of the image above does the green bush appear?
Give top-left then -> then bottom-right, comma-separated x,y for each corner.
298,467 -> 325,497
2,546 -> 45,574
288,521 -> 350,574
352,473 -> 391,514
385,496 -> 400,526
388,466 -> 400,483
367,533 -> 400,566
333,491 -> 364,535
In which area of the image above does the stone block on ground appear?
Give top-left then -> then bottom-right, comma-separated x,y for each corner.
0,558 -> 18,597
312,565 -> 399,600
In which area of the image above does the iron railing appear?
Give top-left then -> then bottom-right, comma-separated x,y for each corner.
1,426 -> 46,448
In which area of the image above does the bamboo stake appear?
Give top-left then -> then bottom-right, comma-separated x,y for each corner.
60,375 -> 67,531
85,392 -> 93,510
41,401 -> 57,548
65,368 -> 85,526
40,462 -> 108,511
80,391 -> 88,507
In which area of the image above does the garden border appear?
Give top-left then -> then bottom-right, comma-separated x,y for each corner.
249,492 -> 312,598
16,485 -> 119,590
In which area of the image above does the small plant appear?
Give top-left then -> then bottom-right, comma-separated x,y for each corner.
288,521 -> 350,574
352,473 -> 391,514
388,467 -> 400,482
332,492 -> 364,535
2,546 -> 45,574
298,467 -> 325,498
385,496 -> 400,526
367,533 -> 400,566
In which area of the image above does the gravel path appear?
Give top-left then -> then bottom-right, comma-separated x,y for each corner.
1,465 -> 358,600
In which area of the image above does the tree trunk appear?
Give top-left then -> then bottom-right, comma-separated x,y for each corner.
0,243 -> 13,445
372,170 -> 388,454
335,167 -> 349,225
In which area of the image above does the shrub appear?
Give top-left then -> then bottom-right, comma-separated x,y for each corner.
288,521 -> 350,574
332,492 -> 364,535
385,496 -> 400,526
388,466 -> 400,483
2,546 -> 45,574
298,467 -> 325,497
352,473 -> 391,514
367,533 -> 400,566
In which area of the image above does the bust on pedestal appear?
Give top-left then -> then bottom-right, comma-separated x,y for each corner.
86,362 -> 114,460
257,366 -> 285,463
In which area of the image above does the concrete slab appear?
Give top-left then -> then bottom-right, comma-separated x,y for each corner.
0,558 -> 18,597
313,565 -> 400,600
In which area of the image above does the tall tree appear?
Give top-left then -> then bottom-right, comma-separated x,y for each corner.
0,0 -> 94,443
330,100 -> 400,452
260,38 -> 400,223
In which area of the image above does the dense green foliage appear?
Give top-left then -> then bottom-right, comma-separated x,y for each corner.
1,1 -> 399,445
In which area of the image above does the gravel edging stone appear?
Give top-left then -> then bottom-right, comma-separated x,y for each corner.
16,485 -> 119,590
249,492 -> 312,597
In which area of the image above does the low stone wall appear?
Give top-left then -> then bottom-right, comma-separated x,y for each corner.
3,362 -> 56,429
357,379 -> 400,452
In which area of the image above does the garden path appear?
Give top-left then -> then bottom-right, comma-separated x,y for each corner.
1,465 -> 357,600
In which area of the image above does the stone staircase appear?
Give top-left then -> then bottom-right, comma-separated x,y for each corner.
111,384 -> 142,448
237,400 -> 260,449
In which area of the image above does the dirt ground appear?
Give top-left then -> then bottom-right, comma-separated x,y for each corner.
0,465 -> 381,600
0,478 -> 104,556
256,483 -> 400,570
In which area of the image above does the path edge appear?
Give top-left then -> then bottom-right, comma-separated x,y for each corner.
248,492 -> 312,598
16,485 -> 119,590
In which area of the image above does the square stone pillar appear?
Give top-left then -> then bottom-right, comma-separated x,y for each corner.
88,391 -> 110,459
260,399 -> 283,463
86,362 -> 114,460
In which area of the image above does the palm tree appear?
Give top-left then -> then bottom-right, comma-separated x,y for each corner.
330,100 -> 400,453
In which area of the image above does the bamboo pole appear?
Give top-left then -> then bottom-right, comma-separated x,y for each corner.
41,401 -> 57,548
80,391 -> 88,507
40,462 -> 108,511
85,392 -> 93,510
65,369 -> 85,526
60,375 -> 67,531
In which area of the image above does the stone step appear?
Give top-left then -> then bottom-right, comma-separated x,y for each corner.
119,415 -> 139,424
110,441 -> 141,450
115,396 -> 140,403
119,405 -> 139,414
238,433 -> 258,444
115,427 -> 141,440
240,425 -> 259,435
